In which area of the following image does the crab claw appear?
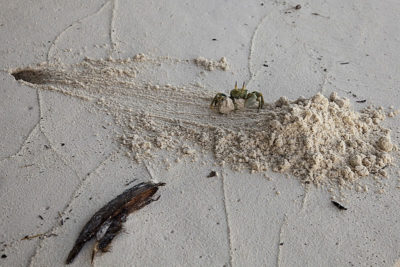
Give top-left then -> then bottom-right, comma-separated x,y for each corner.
210,93 -> 227,108
245,91 -> 264,110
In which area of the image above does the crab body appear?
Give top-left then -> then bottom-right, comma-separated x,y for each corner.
230,84 -> 248,100
210,82 -> 264,113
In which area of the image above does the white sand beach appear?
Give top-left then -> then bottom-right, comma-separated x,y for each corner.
1,1 -> 400,266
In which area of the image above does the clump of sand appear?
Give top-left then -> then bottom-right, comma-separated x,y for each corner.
193,57 -> 229,71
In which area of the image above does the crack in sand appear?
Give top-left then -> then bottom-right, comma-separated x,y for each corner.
0,86 -> 80,173
0,84 -> 42,162
0,123 -> 39,162
54,150 -> 118,222
36,87 -> 83,180
248,10 -> 272,80
1,125 -> 85,266
3,83 -> 106,267
47,0 -> 113,63
221,172 -> 234,267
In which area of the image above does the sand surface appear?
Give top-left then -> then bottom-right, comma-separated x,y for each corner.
1,0 -> 400,266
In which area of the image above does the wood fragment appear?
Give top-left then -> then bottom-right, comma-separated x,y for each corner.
331,200 -> 347,210
207,171 -> 217,178
21,234 -> 42,240
311,12 -> 330,19
66,181 -> 165,264
356,100 -> 366,103
21,233 -> 57,241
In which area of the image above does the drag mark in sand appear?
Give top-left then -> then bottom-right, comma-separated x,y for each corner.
10,56 -> 397,192
276,214 -> 288,267
109,0 -> 118,57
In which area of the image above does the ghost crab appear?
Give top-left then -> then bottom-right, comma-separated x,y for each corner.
210,82 -> 264,113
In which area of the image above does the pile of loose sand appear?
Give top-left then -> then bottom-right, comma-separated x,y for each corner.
212,92 -> 396,186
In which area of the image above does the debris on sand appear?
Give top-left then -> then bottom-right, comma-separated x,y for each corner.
66,182 -> 165,264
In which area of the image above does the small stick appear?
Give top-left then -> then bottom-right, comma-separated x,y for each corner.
21,233 -> 57,240
331,201 -> 347,210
